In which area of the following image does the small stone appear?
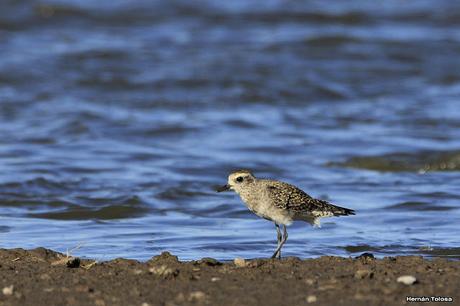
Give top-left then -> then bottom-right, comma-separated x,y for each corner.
149,252 -> 179,264
141,303 -> 150,306
149,265 -> 178,278
354,269 -> 373,279
66,257 -> 80,268
306,295 -> 317,303
211,277 -> 221,282
199,257 -> 222,266
95,299 -> 106,306
318,284 -> 335,291
188,291 -> 206,302
305,278 -> 315,285
397,275 -> 417,285
247,259 -> 264,268
384,257 -> 396,262
2,285 -> 14,296
355,252 -> 374,259
234,257 -> 246,267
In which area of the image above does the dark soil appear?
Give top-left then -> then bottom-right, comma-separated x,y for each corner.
0,248 -> 459,306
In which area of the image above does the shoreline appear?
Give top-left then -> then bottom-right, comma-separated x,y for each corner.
1,247 -> 459,306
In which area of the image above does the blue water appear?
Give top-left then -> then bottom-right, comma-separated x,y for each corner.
1,0 -> 460,260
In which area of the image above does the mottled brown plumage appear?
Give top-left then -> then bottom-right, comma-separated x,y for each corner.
266,181 -> 355,217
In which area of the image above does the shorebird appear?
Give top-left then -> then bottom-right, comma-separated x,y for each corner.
217,170 -> 355,259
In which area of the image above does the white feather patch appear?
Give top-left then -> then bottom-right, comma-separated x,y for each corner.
313,218 -> 321,228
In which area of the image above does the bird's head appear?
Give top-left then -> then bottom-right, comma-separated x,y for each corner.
216,169 -> 256,193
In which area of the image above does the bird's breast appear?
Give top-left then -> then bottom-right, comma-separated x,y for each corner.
237,192 -> 293,225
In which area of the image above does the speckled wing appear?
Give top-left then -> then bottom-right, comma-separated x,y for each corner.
266,181 -> 354,217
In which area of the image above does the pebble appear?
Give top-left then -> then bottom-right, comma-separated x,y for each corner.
355,252 -> 374,259
95,299 -> 106,306
188,291 -> 206,302
318,284 -> 335,291
149,252 -> 179,264
305,278 -> 315,285
306,295 -> 317,303
397,275 -> 417,285
66,257 -> 81,268
211,277 -> 221,282
199,257 -> 221,266
149,265 -> 178,278
246,259 -> 263,268
2,285 -> 14,296
354,269 -> 373,279
234,258 -> 246,267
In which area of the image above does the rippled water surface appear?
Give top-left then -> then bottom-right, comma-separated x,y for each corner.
1,0 -> 460,260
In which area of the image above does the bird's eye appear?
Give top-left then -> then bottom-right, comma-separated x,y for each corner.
236,176 -> 244,183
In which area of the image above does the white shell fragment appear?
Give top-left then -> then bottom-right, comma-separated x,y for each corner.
397,275 -> 417,285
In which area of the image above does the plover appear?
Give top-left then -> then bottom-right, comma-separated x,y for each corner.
217,170 -> 355,259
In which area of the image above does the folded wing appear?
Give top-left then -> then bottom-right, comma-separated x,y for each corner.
266,182 -> 355,218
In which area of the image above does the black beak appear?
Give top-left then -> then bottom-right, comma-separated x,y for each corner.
216,184 -> 231,192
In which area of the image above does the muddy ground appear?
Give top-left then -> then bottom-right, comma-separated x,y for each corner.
0,248 -> 458,306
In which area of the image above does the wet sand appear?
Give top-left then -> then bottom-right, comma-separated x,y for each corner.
0,248 -> 458,306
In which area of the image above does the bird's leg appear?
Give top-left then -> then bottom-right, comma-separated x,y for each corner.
276,223 -> 282,245
271,225 -> 288,259
281,225 -> 288,249
273,223 -> 282,259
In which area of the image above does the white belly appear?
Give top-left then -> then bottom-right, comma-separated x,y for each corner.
247,202 -> 293,226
